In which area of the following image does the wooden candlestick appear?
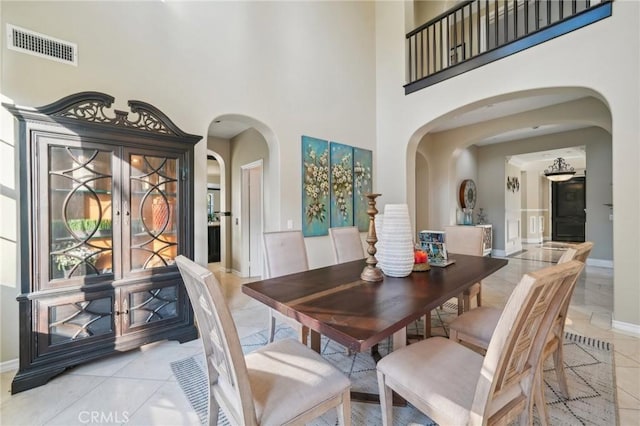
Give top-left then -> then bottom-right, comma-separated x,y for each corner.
361,193 -> 384,282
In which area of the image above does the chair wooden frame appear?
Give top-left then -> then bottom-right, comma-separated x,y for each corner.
176,256 -> 351,425
448,242 -> 593,425
377,260 -> 584,426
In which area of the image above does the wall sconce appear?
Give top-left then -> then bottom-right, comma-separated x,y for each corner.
506,176 -> 519,193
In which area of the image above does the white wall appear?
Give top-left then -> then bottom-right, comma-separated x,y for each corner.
375,0 -> 639,327
0,95 -> 18,366
504,161 -> 523,255
412,0 -> 459,29
415,152 -> 429,231
0,0 -> 377,363
521,169 -> 542,243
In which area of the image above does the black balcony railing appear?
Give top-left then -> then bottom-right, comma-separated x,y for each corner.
405,0 -> 613,95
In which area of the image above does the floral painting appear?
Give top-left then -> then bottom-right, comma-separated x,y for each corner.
329,142 -> 354,227
353,147 -> 372,231
301,136 -> 330,237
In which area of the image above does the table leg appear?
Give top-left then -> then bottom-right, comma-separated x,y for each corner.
423,313 -> 431,339
350,391 -> 406,406
351,328 -> 408,407
310,330 -> 321,353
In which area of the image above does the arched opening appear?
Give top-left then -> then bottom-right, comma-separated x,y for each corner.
205,115 -> 279,278
406,87 -> 612,264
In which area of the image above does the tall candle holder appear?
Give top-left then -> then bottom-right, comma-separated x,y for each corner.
361,193 -> 384,282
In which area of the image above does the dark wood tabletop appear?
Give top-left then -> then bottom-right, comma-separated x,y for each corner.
243,254 -> 508,353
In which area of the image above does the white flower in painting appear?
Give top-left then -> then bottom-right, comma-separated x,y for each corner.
304,146 -> 329,224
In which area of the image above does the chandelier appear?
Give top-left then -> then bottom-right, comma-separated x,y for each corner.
544,157 -> 576,182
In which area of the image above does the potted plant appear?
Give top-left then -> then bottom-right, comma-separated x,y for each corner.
51,242 -> 98,278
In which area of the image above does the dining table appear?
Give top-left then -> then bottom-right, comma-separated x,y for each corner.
242,253 -> 508,404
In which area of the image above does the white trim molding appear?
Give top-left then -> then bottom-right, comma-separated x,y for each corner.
231,269 -> 248,278
0,358 -> 18,373
522,237 -> 543,244
492,249 -> 507,257
612,320 -> 640,336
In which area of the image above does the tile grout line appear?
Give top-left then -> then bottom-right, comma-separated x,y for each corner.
40,375 -> 109,425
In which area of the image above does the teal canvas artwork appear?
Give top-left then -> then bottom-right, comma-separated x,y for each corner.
301,136 -> 329,237
353,147 -> 372,231
330,142 -> 354,227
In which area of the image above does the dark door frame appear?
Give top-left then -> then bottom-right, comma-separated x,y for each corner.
552,176 -> 586,242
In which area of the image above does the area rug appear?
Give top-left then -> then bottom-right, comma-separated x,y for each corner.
171,310 -> 617,425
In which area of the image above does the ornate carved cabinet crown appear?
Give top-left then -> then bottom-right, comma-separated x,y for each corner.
4,92 -> 201,393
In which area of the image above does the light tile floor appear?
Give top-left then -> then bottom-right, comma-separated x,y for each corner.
1,246 -> 639,425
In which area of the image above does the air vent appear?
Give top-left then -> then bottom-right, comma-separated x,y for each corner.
7,24 -> 77,66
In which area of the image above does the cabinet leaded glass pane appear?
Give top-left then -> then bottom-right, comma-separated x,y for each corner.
49,146 -> 113,280
128,286 -> 178,327
130,155 -> 178,270
49,297 -> 113,345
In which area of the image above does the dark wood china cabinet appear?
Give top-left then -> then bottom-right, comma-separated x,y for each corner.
4,92 -> 200,393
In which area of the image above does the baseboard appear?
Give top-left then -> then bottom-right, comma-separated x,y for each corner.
522,238 -> 543,244
587,258 -> 613,268
231,269 -> 249,278
504,247 -> 523,257
492,249 -> 506,257
0,358 -> 18,373
612,319 -> 640,336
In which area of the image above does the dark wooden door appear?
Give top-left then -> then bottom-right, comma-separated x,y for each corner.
552,177 -> 586,242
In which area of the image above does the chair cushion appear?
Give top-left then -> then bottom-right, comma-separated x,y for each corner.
246,338 -> 350,426
449,306 -> 502,349
377,337 -> 483,426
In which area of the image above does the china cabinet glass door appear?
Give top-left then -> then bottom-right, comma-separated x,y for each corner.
47,143 -> 115,286
125,151 -> 181,275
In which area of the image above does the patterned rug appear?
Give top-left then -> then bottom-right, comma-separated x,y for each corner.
171,306 -> 617,425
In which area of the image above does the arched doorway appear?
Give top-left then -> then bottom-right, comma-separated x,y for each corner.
205,115 -> 279,278
406,88 -> 612,264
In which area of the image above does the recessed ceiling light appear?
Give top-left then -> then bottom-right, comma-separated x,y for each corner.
214,120 -> 221,123
532,125 -> 540,130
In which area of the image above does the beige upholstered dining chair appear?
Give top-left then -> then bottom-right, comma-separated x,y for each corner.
444,226 -> 485,314
176,256 -> 351,426
376,260 -> 584,426
420,225 -> 485,340
448,241 -> 593,425
329,226 -> 365,264
262,230 -> 310,344
449,243 -> 593,371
